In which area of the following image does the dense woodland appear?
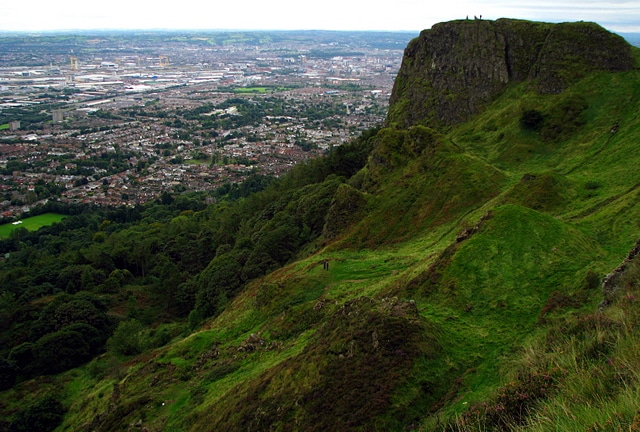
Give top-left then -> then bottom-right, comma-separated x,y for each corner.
0,129 -> 375,395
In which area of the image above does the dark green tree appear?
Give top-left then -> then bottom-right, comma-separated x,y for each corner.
107,319 -> 144,356
31,329 -> 91,375
0,357 -> 16,390
10,396 -> 65,432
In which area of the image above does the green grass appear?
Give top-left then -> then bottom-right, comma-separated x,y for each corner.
9,53 -> 640,431
183,158 -> 209,165
232,86 -> 290,94
0,123 -> 9,130
233,86 -> 269,93
0,213 -> 67,238
434,257 -> 640,431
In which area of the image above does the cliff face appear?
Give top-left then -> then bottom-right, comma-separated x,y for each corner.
387,19 -> 635,129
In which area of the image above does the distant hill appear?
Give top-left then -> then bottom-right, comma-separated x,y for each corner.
620,32 -> 640,47
2,19 -> 640,431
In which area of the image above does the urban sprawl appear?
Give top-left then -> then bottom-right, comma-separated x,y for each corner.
0,31 -> 414,218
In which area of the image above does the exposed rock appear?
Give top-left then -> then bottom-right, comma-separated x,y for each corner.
388,19 -> 634,129
313,298 -> 332,311
372,330 -> 380,350
193,344 -> 220,370
456,211 -> 493,243
598,238 -> 640,311
380,296 -> 419,318
109,382 -> 122,413
237,333 -> 266,352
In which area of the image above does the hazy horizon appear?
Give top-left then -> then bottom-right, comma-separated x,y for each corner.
2,0 -> 638,34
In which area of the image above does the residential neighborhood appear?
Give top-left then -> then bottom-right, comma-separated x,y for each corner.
0,31 -> 415,217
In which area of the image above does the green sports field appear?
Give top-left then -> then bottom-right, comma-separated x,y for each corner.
0,213 -> 67,239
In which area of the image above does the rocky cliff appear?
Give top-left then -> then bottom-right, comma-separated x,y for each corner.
387,18 -> 635,129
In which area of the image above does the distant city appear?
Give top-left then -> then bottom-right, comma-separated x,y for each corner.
0,31 -> 416,218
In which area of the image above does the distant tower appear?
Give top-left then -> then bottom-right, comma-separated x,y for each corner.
52,111 -> 64,123
70,56 -> 79,70
9,121 -> 20,131
158,55 -> 170,67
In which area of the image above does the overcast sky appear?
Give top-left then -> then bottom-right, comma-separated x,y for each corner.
2,0 -> 638,33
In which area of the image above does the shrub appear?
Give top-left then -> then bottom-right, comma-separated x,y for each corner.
10,396 -> 65,432
32,329 -> 91,375
584,270 -> 601,290
540,94 -> 588,141
538,290 -> 588,321
107,319 -> 144,356
460,368 -> 563,429
8,342 -> 35,376
520,109 -> 544,131
322,183 -> 367,240
64,322 -> 106,355
0,357 -> 16,390
584,180 -> 602,191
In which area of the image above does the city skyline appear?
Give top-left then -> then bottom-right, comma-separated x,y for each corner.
2,0 -> 639,33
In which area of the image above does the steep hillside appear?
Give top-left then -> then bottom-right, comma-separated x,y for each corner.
388,19 -> 634,129
2,19 -> 640,431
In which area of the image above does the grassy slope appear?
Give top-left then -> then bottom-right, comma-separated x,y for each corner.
20,65 -> 640,430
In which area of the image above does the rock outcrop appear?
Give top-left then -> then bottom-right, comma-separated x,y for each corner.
599,238 -> 640,311
388,19 -> 635,129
